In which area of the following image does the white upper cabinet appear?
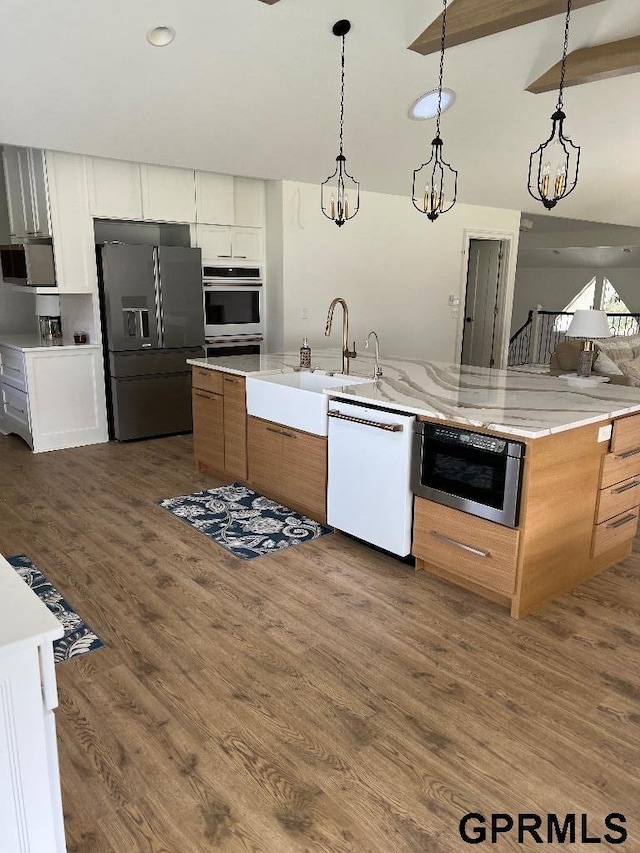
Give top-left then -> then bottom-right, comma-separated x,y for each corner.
86,157 -> 142,219
197,225 -> 263,262
233,177 -> 265,228
140,164 -> 196,223
195,172 -> 234,225
2,146 -> 51,239
45,151 -> 95,294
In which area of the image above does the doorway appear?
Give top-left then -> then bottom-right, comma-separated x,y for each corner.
461,238 -> 508,368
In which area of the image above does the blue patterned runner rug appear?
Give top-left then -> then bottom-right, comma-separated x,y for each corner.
159,483 -> 332,560
8,555 -> 105,663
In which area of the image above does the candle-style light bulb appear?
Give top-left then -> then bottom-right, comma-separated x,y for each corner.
540,162 -> 551,199
330,194 -> 336,220
555,163 -> 567,198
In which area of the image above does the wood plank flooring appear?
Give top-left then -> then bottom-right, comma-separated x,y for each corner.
2,432 -> 640,851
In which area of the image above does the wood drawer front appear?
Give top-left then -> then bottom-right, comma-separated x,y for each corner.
596,474 -> 640,524
601,447 -> 640,489
280,426 -> 327,519
248,416 -> 284,493
0,347 -> 27,392
413,498 -> 519,595
192,366 -> 224,395
1,382 -> 30,427
611,413 -> 640,454
592,506 -> 639,558
222,375 -> 247,480
192,388 -> 224,472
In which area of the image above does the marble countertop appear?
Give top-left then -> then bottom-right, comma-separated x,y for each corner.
0,333 -> 99,352
187,350 -> 640,439
0,555 -> 62,653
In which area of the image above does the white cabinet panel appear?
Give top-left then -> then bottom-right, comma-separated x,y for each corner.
140,163 -> 196,223
232,227 -> 263,261
45,150 -> 96,294
234,177 -> 265,227
197,224 -> 233,260
195,171 -> 234,225
2,147 -> 51,240
86,156 -> 143,219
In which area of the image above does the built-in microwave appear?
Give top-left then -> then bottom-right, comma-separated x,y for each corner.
411,422 -> 525,528
203,264 -> 264,338
0,243 -> 56,286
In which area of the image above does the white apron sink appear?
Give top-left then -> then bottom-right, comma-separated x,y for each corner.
246,371 -> 371,436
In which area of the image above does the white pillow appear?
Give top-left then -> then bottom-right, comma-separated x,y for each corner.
594,351 -> 624,375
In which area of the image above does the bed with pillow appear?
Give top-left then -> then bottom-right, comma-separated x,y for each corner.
549,338 -> 635,385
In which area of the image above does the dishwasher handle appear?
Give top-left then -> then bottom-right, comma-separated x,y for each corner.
328,409 -> 404,432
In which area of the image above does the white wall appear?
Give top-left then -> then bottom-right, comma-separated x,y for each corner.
274,181 -> 521,362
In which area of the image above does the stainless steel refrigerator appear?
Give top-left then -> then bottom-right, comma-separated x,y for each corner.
97,243 -> 204,441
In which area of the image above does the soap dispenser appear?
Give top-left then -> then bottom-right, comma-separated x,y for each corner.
299,338 -> 312,369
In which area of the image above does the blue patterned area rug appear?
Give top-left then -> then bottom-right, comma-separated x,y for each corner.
8,555 -> 105,663
159,483 -> 331,560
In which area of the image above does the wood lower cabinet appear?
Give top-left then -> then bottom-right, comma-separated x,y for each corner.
222,375 -> 248,480
413,498 -> 519,598
192,368 -> 247,479
247,416 -> 327,522
192,388 -> 224,473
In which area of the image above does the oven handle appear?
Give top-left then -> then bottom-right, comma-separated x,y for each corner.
328,410 -> 403,432
429,530 -> 491,558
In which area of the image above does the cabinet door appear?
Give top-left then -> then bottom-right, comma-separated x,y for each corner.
27,149 -> 52,237
192,388 -> 224,473
86,157 -> 143,219
223,374 -> 247,479
281,427 -> 327,520
248,416 -> 283,492
18,148 -> 38,236
233,178 -> 265,227
2,146 -> 27,239
232,227 -> 263,261
196,224 -> 233,260
45,151 -> 95,294
140,164 -> 196,223
195,172 -> 234,225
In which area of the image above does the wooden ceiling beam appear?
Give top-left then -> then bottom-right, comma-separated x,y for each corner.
408,0 -> 605,56
527,35 -> 640,93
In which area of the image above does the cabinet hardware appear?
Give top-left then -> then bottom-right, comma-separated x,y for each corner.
612,480 -> 640,494
235,255 -> 247,259
429,530 -> 490,558
605,513 -> 637,530
218,254 -> 232,259
223,377 -> 237,383
615,446 -> 640,459
194,390 -> 213,399
3,365 -> 21,375
280,431 -> 294,439
266,426 -> 281,434
328,410 -> 403,432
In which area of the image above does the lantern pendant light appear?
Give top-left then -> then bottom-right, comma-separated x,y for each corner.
411,0 -> 458,222
527,0 -> 581,210
321,20 -> 360,227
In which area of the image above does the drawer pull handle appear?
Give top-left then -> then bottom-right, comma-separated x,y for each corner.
266,426 -> 280,434
194,390 -> 213,399
606,513 -> 637,530
429,530 -> 490,558
223,377 -> 238,383
612,480 -> 640,494
266,426 -> 296,438
328,410 -> 404,432
3,365 -> 21,374
615,446 -> 640,459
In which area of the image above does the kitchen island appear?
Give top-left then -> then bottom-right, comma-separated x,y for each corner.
188,351 -> 640,618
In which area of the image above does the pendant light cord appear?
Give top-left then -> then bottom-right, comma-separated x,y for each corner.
339,34 -> 346,156
557,0 -> 572,111
435,0 -> 448,138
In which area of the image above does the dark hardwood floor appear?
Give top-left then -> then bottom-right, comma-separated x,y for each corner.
1,432 -> 640,852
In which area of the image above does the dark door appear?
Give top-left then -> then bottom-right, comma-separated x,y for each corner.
100,244 -> 159,352
157,246 -> 204,349
461,239 -> 503,368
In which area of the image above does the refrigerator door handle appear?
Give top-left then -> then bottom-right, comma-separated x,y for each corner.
154,247 -> 165,349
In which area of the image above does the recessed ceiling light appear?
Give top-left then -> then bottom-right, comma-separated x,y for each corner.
408,88 -> 456,121
622,247 -> 632,253
147,26 -> 175,47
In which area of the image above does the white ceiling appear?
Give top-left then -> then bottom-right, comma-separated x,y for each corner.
1,0 -> 639,225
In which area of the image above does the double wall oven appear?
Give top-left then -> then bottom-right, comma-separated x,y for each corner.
203,263 -> 264,357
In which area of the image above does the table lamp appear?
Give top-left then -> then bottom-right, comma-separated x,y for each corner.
566,309 -> 612,377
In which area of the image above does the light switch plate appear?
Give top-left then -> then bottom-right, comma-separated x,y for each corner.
598,424 -> 612,443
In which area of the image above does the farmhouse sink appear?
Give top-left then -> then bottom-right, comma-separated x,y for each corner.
246,371 -> 371,436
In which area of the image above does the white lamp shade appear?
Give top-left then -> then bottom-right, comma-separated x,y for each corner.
566,309 -> 612,339
35,294 -> 60,316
